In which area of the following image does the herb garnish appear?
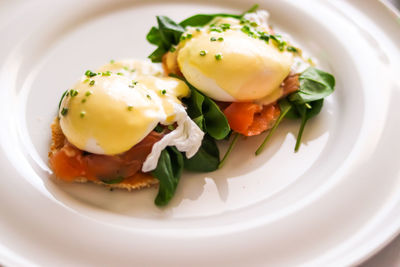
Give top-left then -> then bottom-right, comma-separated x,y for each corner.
60,108 -> 68,116
69,89 -> 78,97
85,70 -> 97,78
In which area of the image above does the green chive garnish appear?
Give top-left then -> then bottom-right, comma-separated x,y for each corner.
80,111 -> 86,118
61,108 -> 68,116
69,89 -> 78,97
250,22 -> 258,27
218,37 -> 224,42
161,89 -> 166,95
215,53 -> 222,60
210,37 -> 217,42
85,91 -> 92,97
89,80 -> 95,86
127,106 -> 133,111
85,70 -> 97,78
110,59 -> 115,64
286,46 -> 298,53
81,99 -> 87,103
199,50 -> 207,56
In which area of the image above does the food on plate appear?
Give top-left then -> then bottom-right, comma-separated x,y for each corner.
49,5 -> 335,206
50,59 -> 205,205
147,4 -> 335,156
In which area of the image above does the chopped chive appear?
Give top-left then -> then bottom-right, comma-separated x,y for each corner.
80,111 -> 86,118
81,99 -> 87,103
161,89 -> 167,95
130,69 -> 136,72
69,89 -> 78,97
220,23 -> 230,30
286,46 -> 298,53
169,46 -> 176,52
218,133 -> 240,168
83,79 -> 90,83
196,28 -> 201,32
110,59 -> 115,64
60,108 -> 68,116
85,91 -> 92,97
215,53 -> 222,60
250,22 -> 258,27
180,35 -> 186,41
132,81 -> 138,85
128,85 -> 135,88
117,72 -> 124,76
210,37 -> 217,42
146,94 -> 151,99
85,70 -> 97,78
210,28 -> 222,33
89,80 -> 95,86
127,106 -> 133,111
123,66 -> 129,71
199,50 -> 207,56
186,33 -> 193,39
102,71 -> 111,76
217,37 -> 224,42
167,125 -> 175,131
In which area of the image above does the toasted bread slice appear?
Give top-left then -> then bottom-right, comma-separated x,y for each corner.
49,118 -> 158,190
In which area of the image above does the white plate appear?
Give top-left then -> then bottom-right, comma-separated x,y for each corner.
0,0 -> 399,266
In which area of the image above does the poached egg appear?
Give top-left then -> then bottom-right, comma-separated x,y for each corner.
175,11 -> 294,105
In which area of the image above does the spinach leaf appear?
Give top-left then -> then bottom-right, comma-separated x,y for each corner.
256,67 -> 334,154
146,26 -> 163,46
146,16 -> 185,62
288,67 -> 335,104
184,135 -> 220,172
148,46 -> 168,63
151,146 -> 184,206
183,83 -> 230,140
157,16 -> 185,46
293,99 -> 324,151
202,96 -> 230,140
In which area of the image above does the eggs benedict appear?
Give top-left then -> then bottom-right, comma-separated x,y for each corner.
50,59 -> 204,189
